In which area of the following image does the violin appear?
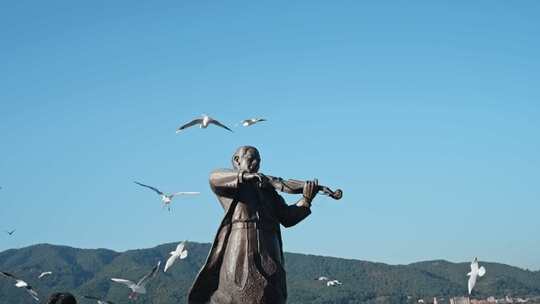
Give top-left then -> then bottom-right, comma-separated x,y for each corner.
263,175 -> 343,200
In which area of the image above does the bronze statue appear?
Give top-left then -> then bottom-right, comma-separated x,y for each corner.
188,146 -> 342,304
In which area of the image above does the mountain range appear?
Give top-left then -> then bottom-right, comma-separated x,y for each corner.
1,242 -> 539,304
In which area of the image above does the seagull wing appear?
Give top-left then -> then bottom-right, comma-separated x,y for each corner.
174,242 -> 186,253
134,181 -> 163,195
317,276 -> 329,281
173,241 -> 188,259
111,278 -> 136,289
208,119 -> 233,132
1,271 -> 18,280
170,191 -> 200,198
38,271 -> 52,279
25,287 -> 39,302
176,119 -> 203,132
478,266 -> 486,277
468,274 -> 477,295
137,261 -> 160,286
164,254 -> 178,273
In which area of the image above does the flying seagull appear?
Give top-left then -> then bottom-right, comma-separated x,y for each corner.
0,271 -> 39,301
38,271 -> 52,279
240,118 -> 266,127
467,257 -> 486,295
326,279 -> 342,287
315,276 -> 329,281
134,181 -> 199,211
83,295 -> 116,304
176,114 -> 233,133
164,241 -> 188,272
111,260 -> 161,300
5,229 -> 16,236
315,276 -> 342,286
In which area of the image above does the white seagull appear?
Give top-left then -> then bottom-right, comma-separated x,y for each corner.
326,279 -> 342,287
1,271 -> 39,301
240,118 -> 266,127
38,271 -> 52,279
176,114 -> 233,133
83,295 -> 116,304
134,181 -> 199,211
467,257 -> 486,295
164,241 -> 189,272
111,261 -> 161,300
315,276 -> 342,286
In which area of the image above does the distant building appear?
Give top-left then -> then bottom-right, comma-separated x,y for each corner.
451,297 -> 471,304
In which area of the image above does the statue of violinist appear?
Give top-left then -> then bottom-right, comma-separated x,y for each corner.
188,146 -> 342,304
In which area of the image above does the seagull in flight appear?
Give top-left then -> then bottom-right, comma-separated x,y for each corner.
83,295 -> 116,304
315,276 -> 342,286
164,241 -> 188,272
5,229 -> 16,236
0,271 -> 39,301
176,114 -> 233,133
240,118 -> 266,127
111,261 -> 161,300
134,181 -> 199,211
467,257 -> 486,295
326,279 -> 342,287
38,271 -> 52,279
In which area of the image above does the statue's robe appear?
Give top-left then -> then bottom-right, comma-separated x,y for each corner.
188,169 -> 311,304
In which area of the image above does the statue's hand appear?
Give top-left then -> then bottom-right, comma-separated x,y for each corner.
302,179 -> 319,204
242,172 -> 267,184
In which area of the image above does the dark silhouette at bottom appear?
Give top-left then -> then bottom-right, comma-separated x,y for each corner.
47,292 -> 77,304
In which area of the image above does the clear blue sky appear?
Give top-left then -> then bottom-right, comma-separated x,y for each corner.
1,1 -> 539,270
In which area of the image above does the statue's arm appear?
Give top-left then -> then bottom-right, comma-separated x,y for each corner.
275,193 -> 312,228
209,169 -> 241,198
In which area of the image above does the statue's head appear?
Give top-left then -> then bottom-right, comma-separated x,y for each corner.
232,146 -> 260,173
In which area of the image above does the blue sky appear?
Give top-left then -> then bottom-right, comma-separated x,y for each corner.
1,1 -> 539,270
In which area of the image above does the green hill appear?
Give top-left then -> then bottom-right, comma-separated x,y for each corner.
1,243 -> 539,304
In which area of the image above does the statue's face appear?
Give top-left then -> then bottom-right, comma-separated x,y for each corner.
237,148 -> 260,173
